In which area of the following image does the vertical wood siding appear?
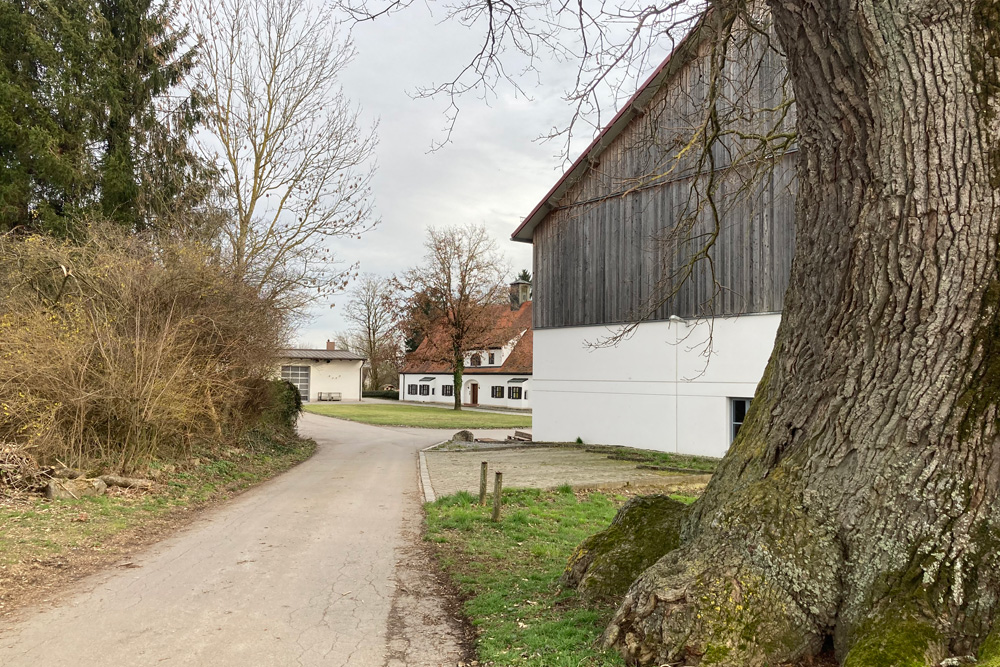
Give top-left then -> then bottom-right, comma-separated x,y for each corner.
532,28 -> 797,329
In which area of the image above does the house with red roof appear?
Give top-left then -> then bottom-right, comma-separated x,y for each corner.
398,282 -> 533,409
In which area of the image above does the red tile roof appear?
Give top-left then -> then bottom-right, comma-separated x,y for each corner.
401,302 -> 532,375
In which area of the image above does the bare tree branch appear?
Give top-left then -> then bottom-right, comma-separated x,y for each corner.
191,0 -> 378,313
396,224 -> 511,409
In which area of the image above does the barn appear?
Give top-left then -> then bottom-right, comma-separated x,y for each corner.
513,24 -> 795,457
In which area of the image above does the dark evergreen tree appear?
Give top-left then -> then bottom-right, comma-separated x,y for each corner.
96,0 -> 200,231
0,0 -> 103,235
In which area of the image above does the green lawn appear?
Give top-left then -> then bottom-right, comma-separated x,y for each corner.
303,403 -> 532,429
425,488 -> 693,666
426,488 -> 624,666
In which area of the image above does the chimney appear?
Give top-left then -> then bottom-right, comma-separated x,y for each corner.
326,340 -> 336,350
509,280 -> 531,310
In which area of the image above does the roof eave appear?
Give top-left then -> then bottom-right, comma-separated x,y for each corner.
510,19 -> 707,244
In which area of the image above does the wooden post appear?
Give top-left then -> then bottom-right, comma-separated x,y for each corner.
492,471 -> 503,522
479,461 -> 488,505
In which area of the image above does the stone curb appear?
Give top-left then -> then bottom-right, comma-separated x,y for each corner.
418,440 -> 448,503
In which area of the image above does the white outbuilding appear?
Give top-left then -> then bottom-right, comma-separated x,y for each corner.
276,342 -> 365,403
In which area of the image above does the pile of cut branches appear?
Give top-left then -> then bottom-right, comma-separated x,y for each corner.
0,443 -> 46,495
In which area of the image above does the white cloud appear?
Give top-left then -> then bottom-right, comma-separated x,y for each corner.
293,5 -> 577,346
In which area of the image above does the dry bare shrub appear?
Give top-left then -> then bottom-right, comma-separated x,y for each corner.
0,224 -> 287,472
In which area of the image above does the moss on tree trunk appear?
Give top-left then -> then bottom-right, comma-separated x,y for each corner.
562,495 -> 688,601
590,1 -> 1000,665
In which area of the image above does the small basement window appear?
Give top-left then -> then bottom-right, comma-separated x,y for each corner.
731,397 -> 752,442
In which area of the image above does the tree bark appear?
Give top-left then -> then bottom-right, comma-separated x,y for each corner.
604,1 -> 1000,664
453,351 -> 464,410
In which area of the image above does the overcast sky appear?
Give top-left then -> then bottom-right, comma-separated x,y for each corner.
292,4 -> 599,347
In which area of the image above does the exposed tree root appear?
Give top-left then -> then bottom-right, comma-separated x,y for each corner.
602,480 -> 843,666
562,495 -> 688,601
840,607 -> 944,667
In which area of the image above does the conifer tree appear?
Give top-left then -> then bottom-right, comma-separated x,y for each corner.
0,0 -> 103,235
96,0 -> 201,231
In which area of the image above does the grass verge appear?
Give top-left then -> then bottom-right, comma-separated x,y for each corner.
425,487 -> 698,666
0,429 -> 315,617
580,444 -> 718,473
305,403 -> 531,429
435,441 -> 718,474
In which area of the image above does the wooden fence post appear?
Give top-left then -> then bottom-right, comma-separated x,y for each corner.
479,461 -> 488,505
492,471 -> 503,522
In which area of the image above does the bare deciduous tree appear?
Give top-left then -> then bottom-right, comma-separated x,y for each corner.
192,0 -> 377,311
340,274 -> 401,390
398,224 -> 510,410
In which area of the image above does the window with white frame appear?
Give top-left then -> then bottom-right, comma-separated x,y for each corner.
731,398 -> 752,442
507,386 -> 522,400
442,384 -> 454,397
407,384 -> 418,395
488,352 -> 495,364
491,386 -> 504,399
419,384 -> 430,396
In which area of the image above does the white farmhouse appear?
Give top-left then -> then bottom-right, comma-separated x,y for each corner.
276,342 -> 365,402
398,286 -> 532,410
512,29 -> 794,458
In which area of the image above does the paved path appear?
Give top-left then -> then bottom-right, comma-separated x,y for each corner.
0,413 -> 504,667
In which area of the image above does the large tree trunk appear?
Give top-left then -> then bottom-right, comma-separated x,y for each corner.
603,1 -> 1000,664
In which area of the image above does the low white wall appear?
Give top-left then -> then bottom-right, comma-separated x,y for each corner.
531,314 -> 780,458
399,373 -> 532,409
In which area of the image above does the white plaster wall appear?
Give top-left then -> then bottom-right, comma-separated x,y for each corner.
279,360 -> 363,402
399,373 -> 532,409
399,373 -> 447,403
532,314 -> 780,458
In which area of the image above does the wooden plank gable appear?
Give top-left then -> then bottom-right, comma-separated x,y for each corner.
530,25 -> 796,330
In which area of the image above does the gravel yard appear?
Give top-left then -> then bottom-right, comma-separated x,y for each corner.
423,445 -> 712,498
